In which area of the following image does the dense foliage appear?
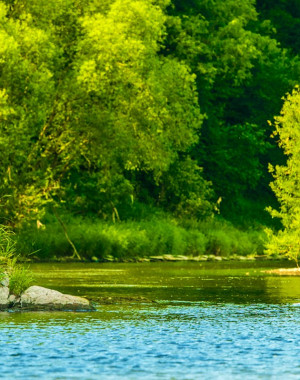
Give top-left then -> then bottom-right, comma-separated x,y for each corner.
0,0 -> 212,226
166,0 -> 300,222
0,0 -> 299,260
265,87 -> 300,265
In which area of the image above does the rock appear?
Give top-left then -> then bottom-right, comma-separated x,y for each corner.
0,273 -> 9,287
102,255 -> 114,262
8,294 -> 18,304
162,255 -> 178,261
264,268 -> 300,276
20,286 -> 94,311
137,258 -> 150,262
214,256 -> 223,261
0,287 -> 9,308
149,256 -> 164,261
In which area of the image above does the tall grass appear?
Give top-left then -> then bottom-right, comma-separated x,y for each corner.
16,214 -> 267,261
0,225 -> 33,295
187,218 -> 266,257
0,225 -> 16,265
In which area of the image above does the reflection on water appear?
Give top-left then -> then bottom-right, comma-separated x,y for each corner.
28,261 -> 300,304
1,261 -> 300,379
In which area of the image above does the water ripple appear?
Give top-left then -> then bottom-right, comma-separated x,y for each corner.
0,303 -> 300,379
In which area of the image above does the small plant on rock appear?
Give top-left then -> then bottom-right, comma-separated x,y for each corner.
8,265 -> 34,296
0,225 -> 34,295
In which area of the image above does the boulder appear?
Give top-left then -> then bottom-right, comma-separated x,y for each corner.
20,286 -> 94,311
0,286 -> 9,308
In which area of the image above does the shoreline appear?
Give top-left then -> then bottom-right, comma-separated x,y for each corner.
263,268 -> 300,276
23,254 -> 290,264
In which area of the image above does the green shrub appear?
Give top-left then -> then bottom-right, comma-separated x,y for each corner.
206,229 -> 233,257
16,214 -> 267,260
8,265 -> 34,296
0,225 -> 16,265
185,218 -> 266,257
1,225 -> 34,295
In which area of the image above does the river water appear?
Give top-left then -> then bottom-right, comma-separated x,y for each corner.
1,261 -> 300,379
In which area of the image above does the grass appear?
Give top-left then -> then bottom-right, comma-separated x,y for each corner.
16,213 -> 267,261
8,265 -> 34,296
0,225 -> 34,295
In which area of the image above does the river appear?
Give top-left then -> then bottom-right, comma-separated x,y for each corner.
1,261 -> 300,379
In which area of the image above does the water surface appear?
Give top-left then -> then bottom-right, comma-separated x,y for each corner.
1,261 -> 300,379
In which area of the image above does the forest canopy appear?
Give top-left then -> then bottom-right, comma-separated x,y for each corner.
0,0 -> 299,260
0,0 -> 212,225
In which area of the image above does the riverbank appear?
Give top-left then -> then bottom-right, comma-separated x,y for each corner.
16,215 -> 268,262
264,268 -> 300,275
20,252 -> 289,264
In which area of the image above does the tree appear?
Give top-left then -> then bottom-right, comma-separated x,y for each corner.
0,0 -> 211,226
265,86 -> 300,265
257,0 -> 300,54
164,0 -> 300,223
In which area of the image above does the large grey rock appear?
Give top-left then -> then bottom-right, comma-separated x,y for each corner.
20,286 -> 94,311
0,287 -> 9,308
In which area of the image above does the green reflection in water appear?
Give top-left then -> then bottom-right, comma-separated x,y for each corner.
26,261 -> 300,305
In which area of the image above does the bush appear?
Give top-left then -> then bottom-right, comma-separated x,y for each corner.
16,213 -> 266,261
0,225 -> 34,295
0,225 -> 16,266
8,265 -> 34,296
265,87 -> 300,266
182,218 -> 266,257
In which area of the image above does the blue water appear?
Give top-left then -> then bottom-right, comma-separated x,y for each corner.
1,262 -> 300,379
